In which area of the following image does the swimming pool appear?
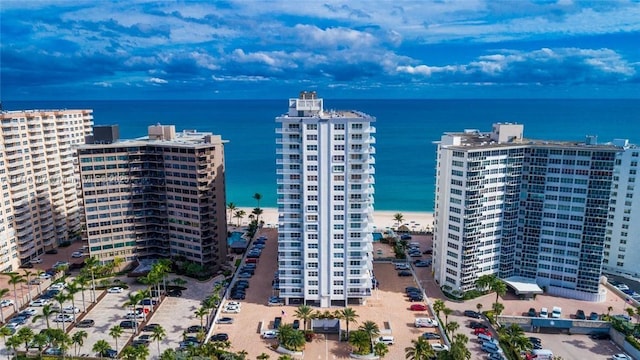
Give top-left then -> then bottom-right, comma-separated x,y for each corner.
373,232 -> 383,241
228,231 -> 245,245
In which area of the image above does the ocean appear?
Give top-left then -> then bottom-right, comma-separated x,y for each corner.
5,99 -> 640,211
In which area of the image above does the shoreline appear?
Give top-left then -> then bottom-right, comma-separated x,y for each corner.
227,207 -> 434,232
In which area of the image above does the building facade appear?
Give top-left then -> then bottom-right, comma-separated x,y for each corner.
276,92 -> 375,307
78,125 -> 228,272
433,123 -> 620,301
0,109 -> 93,271
603,140 -> 640,280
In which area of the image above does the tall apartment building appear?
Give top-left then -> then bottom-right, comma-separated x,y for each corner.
433,123 -> 620,301
78,125 -> 228,272
603,140 -> 640,279
276,91 -> 375,307
0,109 -> 93,271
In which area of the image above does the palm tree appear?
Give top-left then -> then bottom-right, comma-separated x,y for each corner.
109,325 -> 124,352
405,336 -> 435,360
253,193 -> 262,209
32,304 -> 55,329
22,269 -> 35,302
294,305 -> 314,331
5,273 -> 25,312
276,324 -> 304,352
498,323 -> 531,356
449,333 -> 471,360
476,303 -> 483,313
194,307 -> 209,328
0,288 -> 9,324
72,330 -> 88,356
234,210 -> 246,227
340,307 -> 358,339
84,257 -> 100,303
0,326 -> 13,360
93,339 -> 111,358
492,302 -> 505,316
123,291 -> 145,334
32,333 -> 49,358
252,207 -> 264,225
358,320 -> 380,353
151,325 -> 166,357
475,274 -> 496,292
257,353 -> 270,360
53,292 -> 70,329
227,202 -> 237,225
374,342 -> 389,358
492,280 -> 507,305
160,349 -> 177,360
5,336 -> 20,358
442,307 -> 453,327
16,327 -> 34,352
446,321 -> 459,337
348,330 -> 370,355
432,299 -> 445,319
74,275 -> 90,313
65,282 -> 82,320
607,306 -> 613,319
393,213 -> 404,227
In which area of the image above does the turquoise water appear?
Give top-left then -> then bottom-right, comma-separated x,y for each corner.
372,233 -> 383,242
6,99 -> 640,211
227,231 -> 244,245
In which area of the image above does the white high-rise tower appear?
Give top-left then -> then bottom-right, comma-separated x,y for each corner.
276,91 -> 375,307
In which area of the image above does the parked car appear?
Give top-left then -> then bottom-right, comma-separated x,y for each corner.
474,327 -> 490,335
142,323 -> 160,332
53,314 -> 74,323
395,263 -> 410,270
210,333 -> 229,342
414,260 -> 431,267
187,325 -> 206,333
261,330 -> 278,339
528,337 -> 541,345
376,336 -> 395,345
575,309 -> 586,320
29,299 -> 49,307
0,299 -> 14,308
216,317 -> 234,324
464,310 -> 482,319
62,306 -> 80,314
274,317 -> 282,329
527,308 -> 537,317
469,321 -> 489,329
44,348 -> 63,355
422,332 -> 441,340
167,289 -> 182,297
107,287 -> 123,293
423,249 -> 433,254
539,307 -> 548,318
223,306 -> 240,314
31,258 -> 43,264
119,321 -> 137,329
590,332 -> 611,340
410,304 -> 428,311
45,249 -> 58,254
612,355 -> 632,360
431,343 -> 449,352
398,270 -> 412,277
100,349 -> 117,358
415,318 -> 438,328
19,309 -> 37,317
139,298 -> 158,306
408,294 -> 424,302
71,251 -> 84,258
76,319 -> 95,328
268,297 -> 285,306
589,312 -> 600,320
551,306 -> 562,318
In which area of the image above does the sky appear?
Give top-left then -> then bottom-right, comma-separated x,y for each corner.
1,0 -> 639,100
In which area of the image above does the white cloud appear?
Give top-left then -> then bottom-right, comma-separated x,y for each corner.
148,77 -> 168,84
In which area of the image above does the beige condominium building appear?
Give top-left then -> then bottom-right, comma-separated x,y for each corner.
0,109 -> 93,272
78,124 -> 228,272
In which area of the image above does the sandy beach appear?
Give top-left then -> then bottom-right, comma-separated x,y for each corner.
228,207 -> 434,232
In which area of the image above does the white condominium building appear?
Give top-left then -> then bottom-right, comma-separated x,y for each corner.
0,109 -> 93,271
276,91 -> 375,307
78,125 -> 228,272
603,140 -> 640,280
434,123 -> 620,301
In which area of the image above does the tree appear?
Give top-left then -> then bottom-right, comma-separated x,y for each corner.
448,333 -> 471,360
123,291 -> 145,334
348,330 -> 370,355
340,307 -> 359,339
442,307 -> 453,327
72,330 -> 88,356
374,342 -> 389,358
53,292 -> 70,329
160,349 -> 177,360
74,275 -> 90,313
475,274 -> 496,292
294,305 -> 313,331
234,210 -> 246,227
393,213 -> 404,227
66,282 -> 82,320
253,193 -> 262,209
432,299 -> 445,319
16,327 -> 34,352
476,303 -> 483,313
5,336 -> 20,358
84,257 -> 100,303
257,353 -> 270,360
109,325 -> 124,352
492,302 -> 505,316
252,207 -> 264,225
445,321 -> 459,338
194,307 -> 209,328
498,323 -> 531,356
93,339 -> 111,359
151,325 -> 166,357
607,306 -> 613,319
5,273 -> 25,312
0,326 -> 13,360
358,320 -> 380,353
0,289 -> 9,324
405,336 -> 435,360
32,303 -> 56,330
492,280 -> 507,305
22,269 -> 35,302
32,333 -> 49,358
227,202 -> 237,225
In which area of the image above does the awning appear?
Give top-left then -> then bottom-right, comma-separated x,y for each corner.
503,276 -> 544,295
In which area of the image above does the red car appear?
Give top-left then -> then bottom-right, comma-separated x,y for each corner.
410,304 -> 428,311
474,327 -> 490,336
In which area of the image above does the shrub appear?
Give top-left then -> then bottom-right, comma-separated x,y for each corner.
463,289 -> 484,300
626,335 -> 640,351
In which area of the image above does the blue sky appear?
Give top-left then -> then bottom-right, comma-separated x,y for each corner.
1,0 -> 639,100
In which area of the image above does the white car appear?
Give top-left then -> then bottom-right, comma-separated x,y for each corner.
30,299 -> 50,307
107,287 -> 124,293
415,318 -> 438,328
124,313 -> 145,320
431,343 -> 450,352
0,299 -> 14,308
53,314 -> 74,323
39,273 -> 52,280
222,306 -> 240,314
261,330 -> 278,339
31,258 -> 43,264
49,282 -> 66,291
62,306 -> 80,314
612,355 -> 632,360
395,263 -> 410,270
71,251 -> 84,258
